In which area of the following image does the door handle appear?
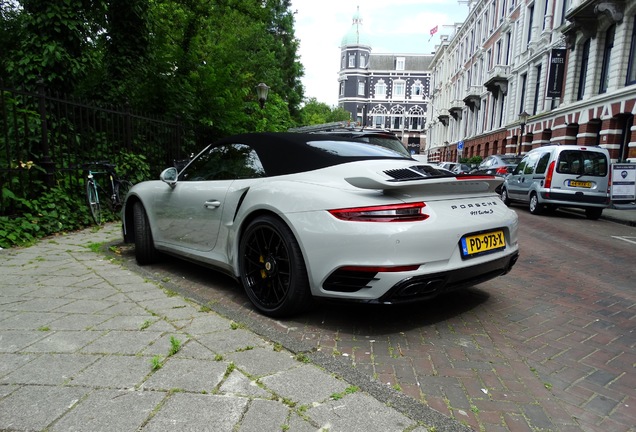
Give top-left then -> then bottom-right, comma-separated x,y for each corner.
204,200 -> 221,209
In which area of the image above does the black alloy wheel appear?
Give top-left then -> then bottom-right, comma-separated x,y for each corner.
239,215 -> 311,317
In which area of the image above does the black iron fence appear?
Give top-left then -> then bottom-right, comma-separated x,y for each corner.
1,80 -> 214,216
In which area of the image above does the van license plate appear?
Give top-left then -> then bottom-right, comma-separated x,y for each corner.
460,230 -> 506,258
568,180 -> 592,188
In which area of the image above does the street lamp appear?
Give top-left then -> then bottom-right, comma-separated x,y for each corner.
256,83 -> 270,109
517,110 -> 529,156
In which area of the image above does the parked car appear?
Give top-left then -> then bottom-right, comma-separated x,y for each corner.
438,161 -> 459,171
472,155 -> 522,176
500,144 -> 610,219
452,163 -> 473,175
122,132 -> 519,317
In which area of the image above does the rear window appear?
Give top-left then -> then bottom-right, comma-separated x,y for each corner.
501,156 -> 522,165
556,150 -> 608,176
306,139 -> 410,158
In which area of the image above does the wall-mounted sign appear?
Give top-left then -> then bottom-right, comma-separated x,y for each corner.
546,49 -> 566,98
611,164 -> 636,201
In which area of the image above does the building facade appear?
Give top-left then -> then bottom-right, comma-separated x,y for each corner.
338,8 -> 434,154
427,0 -> 636,164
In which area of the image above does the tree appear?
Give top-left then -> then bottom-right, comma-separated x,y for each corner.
0,0 -> 306,137
102,0 -> 150,101
4,0 -> 106,93
298,98 -> 351,126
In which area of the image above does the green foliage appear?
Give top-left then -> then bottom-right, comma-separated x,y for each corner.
114,151 -> 151,184
151,355 -> 163,370
0,183 -> 90,249
461,156 -> 483,166
169,336 -> 182,356
4,0 -> 106,93
298,98 -> 351,126
0,0 -> 310,247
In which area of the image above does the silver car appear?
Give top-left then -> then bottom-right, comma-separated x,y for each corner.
501,145 -> 610,219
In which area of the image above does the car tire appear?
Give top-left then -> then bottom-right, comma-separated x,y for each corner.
529,193 -> 543,215
239,215 -> 312,317
585,208 -> 603,220
133,202 -> 158,265
500,188 -> 510,206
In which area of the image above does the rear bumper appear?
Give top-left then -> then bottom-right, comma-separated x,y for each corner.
540,191 -> 609,207
372,251 -> 519,304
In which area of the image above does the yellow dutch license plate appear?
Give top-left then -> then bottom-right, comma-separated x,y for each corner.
568,180 -> 592,188
460,230 -> 506,258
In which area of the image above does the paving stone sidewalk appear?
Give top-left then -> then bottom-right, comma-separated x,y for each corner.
0,223 -> 470,432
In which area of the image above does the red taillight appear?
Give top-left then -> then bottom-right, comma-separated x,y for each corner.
329,202 -> 429,222
339,265 -> 420,272
495,166 -> 508,175
545,160 -> 556,188
456,175 -> 496,180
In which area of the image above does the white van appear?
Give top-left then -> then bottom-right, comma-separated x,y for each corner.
501,145 -> 610,219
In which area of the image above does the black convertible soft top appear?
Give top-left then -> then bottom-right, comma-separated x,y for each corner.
212,132 -> 410,177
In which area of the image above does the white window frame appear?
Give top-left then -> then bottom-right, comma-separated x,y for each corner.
358,81 -> 365,96
396,57 -> 405,71
393,80 -> 406,98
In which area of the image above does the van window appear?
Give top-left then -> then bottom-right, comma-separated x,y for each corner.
556,150 -> 607,176
535,152 -> 551,174
513,157 -> 528,175
523,153 -> 540,174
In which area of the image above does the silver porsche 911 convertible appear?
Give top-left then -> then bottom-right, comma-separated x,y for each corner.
122,132 -> 519,317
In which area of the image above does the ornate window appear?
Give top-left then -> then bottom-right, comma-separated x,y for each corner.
408,106 -> 425,130
374,80 -> 387,99
369,105 -> 388,128
390,105 -> 405,129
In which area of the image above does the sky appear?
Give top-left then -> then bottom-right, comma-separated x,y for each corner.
290,0 -> 472,107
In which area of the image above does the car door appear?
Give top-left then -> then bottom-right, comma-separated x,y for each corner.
513,152 -> 541,201
153,143 -> 265,252
505,156 -> 529,199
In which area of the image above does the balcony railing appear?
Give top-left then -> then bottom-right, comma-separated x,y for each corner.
484,65 -> 511,94
463,85 -> 482,110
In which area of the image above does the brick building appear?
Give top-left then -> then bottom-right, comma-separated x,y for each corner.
427,0 -> 635,163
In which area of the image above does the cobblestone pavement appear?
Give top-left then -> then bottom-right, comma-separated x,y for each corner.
115,208 -> 636,432
1,223 -> 469,432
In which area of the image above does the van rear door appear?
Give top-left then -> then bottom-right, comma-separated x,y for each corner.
551,149 -> 610,204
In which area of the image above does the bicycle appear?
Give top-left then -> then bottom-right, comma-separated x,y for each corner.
82,161 -> 133,225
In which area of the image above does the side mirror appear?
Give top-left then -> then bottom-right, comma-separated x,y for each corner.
160,167 -> 178,188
